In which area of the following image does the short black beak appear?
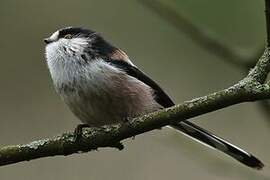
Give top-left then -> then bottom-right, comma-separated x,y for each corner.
44,38 -> 52,44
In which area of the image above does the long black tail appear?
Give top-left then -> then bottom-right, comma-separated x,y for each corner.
170,121 -> 264,170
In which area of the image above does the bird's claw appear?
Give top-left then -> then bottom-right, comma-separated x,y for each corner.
73,124 -> 90,142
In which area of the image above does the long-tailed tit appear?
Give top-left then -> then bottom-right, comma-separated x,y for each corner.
44,27 -> 264,169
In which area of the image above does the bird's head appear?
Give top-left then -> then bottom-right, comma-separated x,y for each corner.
44,27 -> 118,64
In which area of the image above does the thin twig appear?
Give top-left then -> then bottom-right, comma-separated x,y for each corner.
265,0 -> 270,46
137,0 -> 261,70
137,0 -> 269,119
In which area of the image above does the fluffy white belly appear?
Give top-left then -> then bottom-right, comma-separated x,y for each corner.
50,60 -> 161,126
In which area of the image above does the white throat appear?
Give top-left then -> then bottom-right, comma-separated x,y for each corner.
45,37 -> 90,87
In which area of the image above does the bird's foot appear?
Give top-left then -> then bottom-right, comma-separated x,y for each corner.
124,117 -> 136,140
74,124 -> 90,142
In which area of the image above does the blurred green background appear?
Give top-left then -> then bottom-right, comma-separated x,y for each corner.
0,0 -> 269,179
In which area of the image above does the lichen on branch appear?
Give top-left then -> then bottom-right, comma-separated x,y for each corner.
0,0 -> 270,168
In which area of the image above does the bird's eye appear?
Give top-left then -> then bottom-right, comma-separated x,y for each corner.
64,34 -> 72,39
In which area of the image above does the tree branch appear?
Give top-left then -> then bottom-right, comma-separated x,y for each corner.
1,0 -> 270,167
137,0 -> 270,120
137,0 -> 262,70
0,48 -> 270,166
265,0 -> 270,46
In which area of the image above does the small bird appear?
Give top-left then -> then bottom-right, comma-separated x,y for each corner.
44,26 -> 264,169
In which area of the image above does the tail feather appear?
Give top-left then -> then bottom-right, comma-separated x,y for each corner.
170,121 -> 264,170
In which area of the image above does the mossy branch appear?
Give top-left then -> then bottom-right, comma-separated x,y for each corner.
137,0 -> 270,120
1,0 -> 270,168
0,48 -> 270,167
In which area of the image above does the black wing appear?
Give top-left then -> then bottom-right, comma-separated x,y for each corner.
107,60 -> 264,169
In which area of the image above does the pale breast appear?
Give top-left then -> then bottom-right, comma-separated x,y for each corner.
55,60 -> 161,126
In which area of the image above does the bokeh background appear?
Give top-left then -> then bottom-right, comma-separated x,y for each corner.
0,0 -> 269,179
